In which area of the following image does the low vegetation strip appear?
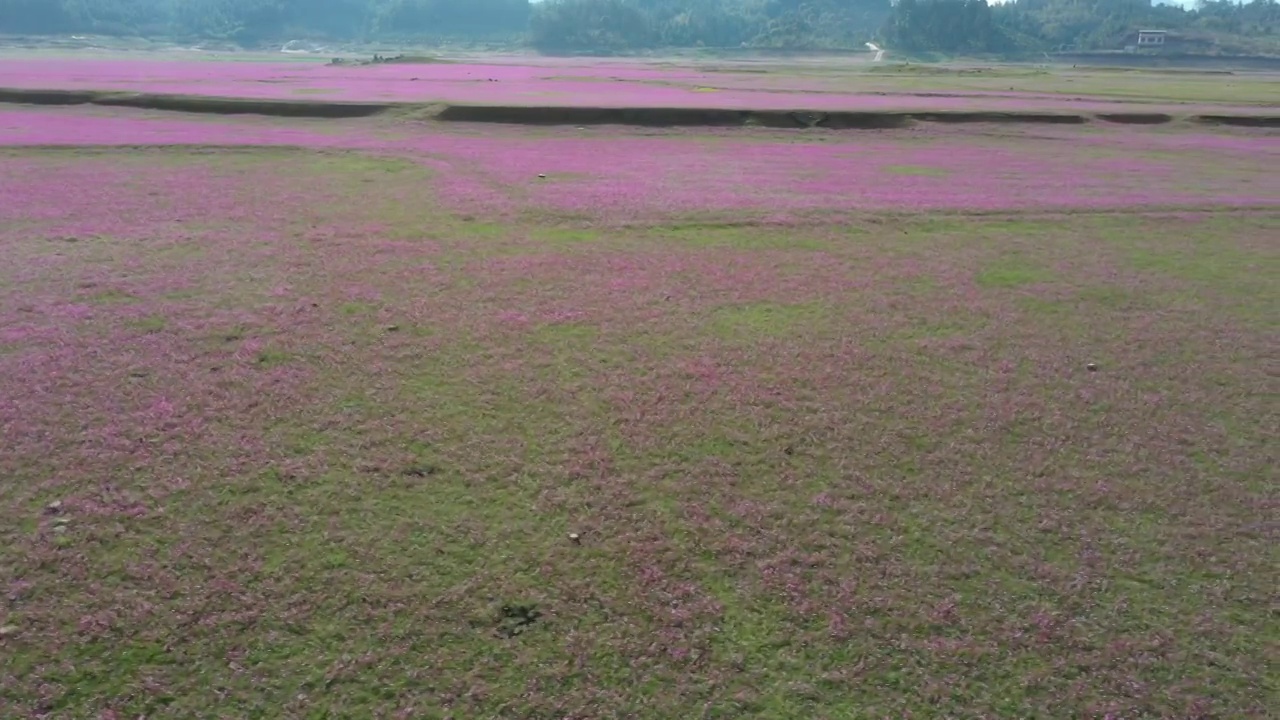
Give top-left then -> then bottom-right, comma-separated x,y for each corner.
2,87 -> 1277,128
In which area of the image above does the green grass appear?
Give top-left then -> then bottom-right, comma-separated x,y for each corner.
1128,241 -> 1274,288
338,301 -> 378,315
84,288 -> 140,304
883,164 -> 950,177
533,227 -> 601,245
646,223 -> 829,251
709,300 -> 829,338
856,63 -> 1279,105
127,315 -> 168,333
0,145 -> 1276,719
976,255 -> 1055,288
255,348 -> 292,366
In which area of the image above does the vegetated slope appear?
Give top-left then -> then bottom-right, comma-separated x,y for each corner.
0,139 -> 1275,717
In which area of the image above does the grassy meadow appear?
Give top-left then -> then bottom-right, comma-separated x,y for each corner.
0,58 -> 1277,718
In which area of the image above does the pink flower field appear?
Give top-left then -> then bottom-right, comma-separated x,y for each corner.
1,107 -> 1276,219
3,57 -> 1277,115
1,58 -> 1277,719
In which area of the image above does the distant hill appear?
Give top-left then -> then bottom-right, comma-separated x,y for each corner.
0,0 -> 1274,56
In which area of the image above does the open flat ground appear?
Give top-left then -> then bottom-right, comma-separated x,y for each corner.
0,54 -> 1278,718
2,51 -> 1279,114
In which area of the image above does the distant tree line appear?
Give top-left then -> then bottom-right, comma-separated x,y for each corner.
0,0 -> 532,44
0,0 -> 1276,54
529,0 -> 894,51
994,0 -> 1280,54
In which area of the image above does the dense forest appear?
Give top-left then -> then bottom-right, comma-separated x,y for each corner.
0,0 -> 1276,54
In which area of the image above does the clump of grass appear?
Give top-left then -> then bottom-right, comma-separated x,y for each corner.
976,256 -> 1054,288
127,315 -> 167,333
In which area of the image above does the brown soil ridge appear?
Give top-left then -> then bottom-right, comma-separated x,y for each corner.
0,88 -> 388,118
0,87 -> 1276,128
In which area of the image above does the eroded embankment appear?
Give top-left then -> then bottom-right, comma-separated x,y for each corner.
1,88 -> 1277,128
0,88 -> 388,118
